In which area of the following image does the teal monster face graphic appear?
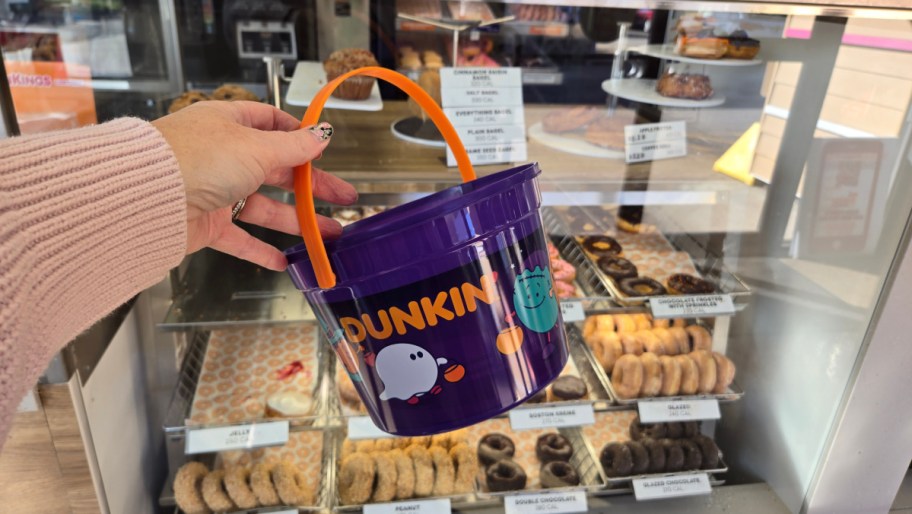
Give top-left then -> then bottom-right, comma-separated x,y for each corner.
512,266 -> 559,333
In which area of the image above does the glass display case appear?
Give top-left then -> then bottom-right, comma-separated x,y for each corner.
3,0 -> 912,513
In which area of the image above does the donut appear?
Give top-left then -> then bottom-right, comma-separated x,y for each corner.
639,352 -> 663,397
412,436 -> 433,448
446,428 -> 469,449
388,449 -> 416,499
619,332 -> 643,355
581,235 -> 622,257
275,461 -> 313,505
550,376 -> 588,401
626,441 -> 649,475
341,440 -> 357,460
630,417 -> 666,441
600,443 -> 633,477
370,452 -> 399,502
174,462 -> 211,514
693,435 -> 721,469
485,460 -> 527,492
653,328 -> 678,355
201,470 -> 236,512
660,439 -> 685,472
666,273 -> 715,295
682,421 -> 699,438
679,439 -> 703,470
251,462 -> 280,506
595,332 -> 623,373
525,388 -> 548,404
554,280 -> 576,299
690,350 -> 718,394
375,439 -> 394,452
685,325 -> 713,352
430,446 -> 455,496
636,330 -> 665,355
450,443 -> 478,494
642,438 -> 666,473
535,433 -> 574,463
712,352 -> 736,393
430,433 -> 451,449
665,422 -> 683,439
613,314 -> 637,334
632,314 -> 653,331
658,355 -> 682,396
477,433 -> 516,466
224,466 -> 257,509
668,327 -> 690,355
583,316 -> 598,340
618,277 -> 667,297
356,440 -> 376,453
676,354 -> 700,395
552,259 -> 577,283
597,256 -> 638,281
339,452 -> 375,505
540,461 -> 580,488
406,445 -> 434,497
652,318 -> 670,329
611,354 -> 644,399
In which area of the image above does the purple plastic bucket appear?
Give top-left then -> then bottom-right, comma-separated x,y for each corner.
285,163 -> 568,435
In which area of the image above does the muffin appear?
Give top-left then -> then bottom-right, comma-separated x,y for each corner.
168,91 -> 210,113
212,84 -> 260,101
323,48 -> 379,100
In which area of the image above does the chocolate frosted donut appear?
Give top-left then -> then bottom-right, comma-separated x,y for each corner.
642,439 -> 666,473
582,235 -> 622,257
666,273 -> 715,295
618,277 -> 667,297
626,441 -> 649,475
536,433 -> 574,463
478,433 -> 516,466
629,417 -> 666,441
540,461 -> 580,488
679,439 -> 703,470
597,256 -> 638,281
550,376 -> 588,401
693,435 -> 720,469
660,439 -> 685,472
600,443 -> 633,477
486,460 -> 527,492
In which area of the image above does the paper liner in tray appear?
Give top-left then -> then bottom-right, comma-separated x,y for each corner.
189,325 -> 322,426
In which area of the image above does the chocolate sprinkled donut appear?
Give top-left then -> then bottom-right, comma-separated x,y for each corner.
626,441 -> 649,475
486,460 -> 527,492
618,277 -> 667,297
478,433 -> 516,466
597,256 -> 638,281
666,273 -> 716,295
536,433 -> 574,463
600,443 -> 633,477
540,461 -> 580,488
581,235 -> 622,257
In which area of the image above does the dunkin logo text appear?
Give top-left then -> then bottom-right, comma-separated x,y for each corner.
340,273 -> 499,343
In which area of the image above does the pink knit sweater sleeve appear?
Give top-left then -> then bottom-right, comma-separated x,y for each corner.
0,118 -> 187,445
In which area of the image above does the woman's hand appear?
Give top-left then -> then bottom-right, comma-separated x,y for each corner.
152,101 -> 356,271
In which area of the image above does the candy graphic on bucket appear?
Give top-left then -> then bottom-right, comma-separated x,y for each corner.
285,67 -> 568,435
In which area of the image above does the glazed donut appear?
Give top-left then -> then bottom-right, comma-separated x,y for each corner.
712,352 -> 736,393
446,428 -> 469,450
676,355 -> 700,395
613,314 -> 637,334
679,439 -> 703,470
540,461 -> 580,488
202,470 -> 236,512
665,422 -> 683,439
406,445 -> 434,497
251,462 -> 280,506
595,332 -> 623,373
632,313 -> 653,331
535,433 -> 574,463
668,326 -> 690,355
636,330 -> 665,355
629,416 -> 666,441
275,461 -> 313,506
685,325 -> 713,352
389,449 -> 416,499
653,327 -> 678,356
430,446 -> 455,496
611,354 -> 644,399
657,355 -> 682,396
693,435 -> 721,469
642,438 -> 666,473
627,441 -> 649,475
477,433 -> 516,466
356,440 -> 376,453
600,443 -> 633,477
341,439 -> 357,460
174,462 -> 211,514
370,452 -> 399,502
582,316 -> 598,340
639,352 -> 663,397
339,452 -> 376,505
672,318 -> 687,328
690,350 -> 718,394
660,439 -> 685,472
430,433 -> 451,449
224,466 -> 257,509
486,459 -> 527,492
412,436 -> 433,448
652,318 -> 670,329
619,332 -> 643,355
450,444 -> 478,494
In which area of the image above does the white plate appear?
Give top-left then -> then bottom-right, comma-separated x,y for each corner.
602,78 -> 726,108
629,44 -> 762,66
285,61 -> 383,111
528,122 -> 625,159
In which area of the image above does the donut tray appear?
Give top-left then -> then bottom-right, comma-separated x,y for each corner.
565,322 -> 745,406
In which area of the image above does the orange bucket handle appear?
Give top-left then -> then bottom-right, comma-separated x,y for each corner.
293,66 -> 476,289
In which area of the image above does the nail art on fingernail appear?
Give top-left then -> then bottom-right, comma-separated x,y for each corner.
309,122 -> 333,141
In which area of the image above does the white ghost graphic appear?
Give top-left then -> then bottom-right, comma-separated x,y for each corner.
376,343 -> 447,401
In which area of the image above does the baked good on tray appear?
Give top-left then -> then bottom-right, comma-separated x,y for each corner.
675,33 -> 729,59
666,273 -> 716,295
656,72 -> 714,100
583,115 -> 628,149
725,30 -> 761,59
212,84 -> 260,101
323,48 -> 379,100
542,106 -> 603,134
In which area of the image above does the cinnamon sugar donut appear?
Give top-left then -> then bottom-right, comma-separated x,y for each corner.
275,461 -> 313,505
676,355 -> 700,395
636,330 -> 665,355
658,355 -> 682,396
619,332 -> 643,355
613,314 -> 637,334
339,452 -> 375,505
595,332 -> 623,372
685,325 -> 713,352
224,466 -> 257,509
371,452 -> 399,502
430,445 -> 456,496
374,439 -> 394,452
712,352 -> 736,393
406,445 -> 434,497
390,449 -> 416,499
639,352 -> 663,397
251,462 -> 280,506
450,443 -> 478,494
611,354 -> 644,399
202,470 -> 236,512
668,326 -> 690,355
174,462 -> 211,514
690,350 -> 718,394
653,327 -> 678,356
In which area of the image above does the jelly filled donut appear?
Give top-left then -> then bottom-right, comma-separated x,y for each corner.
597,256 -> 638,281
627,441 -> 649,475
486,460 -> 527,492
478,433 -> 516,466
540,461 -> 580,488
536,433 -> 574,463
174,462 -> 211,514
612,354 -> 644,399
582,235 -> 622,257
618,277 -> 667,297
600,443 -> 633,477
665,422 -> 683,439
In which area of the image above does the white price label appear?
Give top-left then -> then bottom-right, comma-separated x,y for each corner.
441,87 -> 524,107
505,491 -> 588,514
348,416 -> 395,440
559,301 -> 584,322
638,399 -> 721,423
509,404 -> 595,430
448,143 -> 528,167
185,421 -> 288,455
625,139 -> 688,163
364,498 -> 452,514
624,121 -> 687,146
441,67 -> 522,88
444,107 -> 525,127
268,510 -> 299,514
650,294 -> 735,319
633,473 -> 711,500
456,124 -> 527,146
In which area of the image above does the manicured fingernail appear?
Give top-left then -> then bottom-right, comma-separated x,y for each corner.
309,122 -> 333,142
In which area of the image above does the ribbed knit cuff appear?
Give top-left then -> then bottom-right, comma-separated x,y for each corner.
0,118 -> 186,444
